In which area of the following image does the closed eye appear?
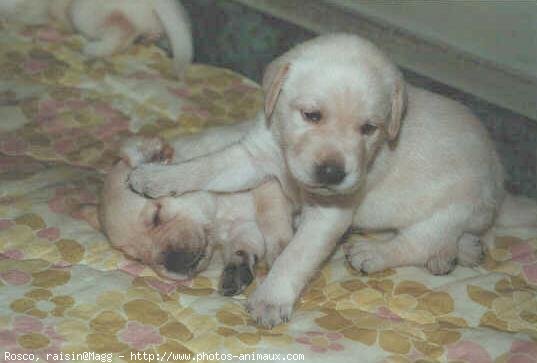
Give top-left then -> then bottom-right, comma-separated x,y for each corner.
360,123 -> 378,135
301,110 -> 322,123
152,204 -> 162,226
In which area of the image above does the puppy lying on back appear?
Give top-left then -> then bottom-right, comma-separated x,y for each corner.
86,136 -> 293,296
0,0 -> 192,75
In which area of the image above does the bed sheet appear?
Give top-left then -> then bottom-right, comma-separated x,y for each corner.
0,22 -> 536,363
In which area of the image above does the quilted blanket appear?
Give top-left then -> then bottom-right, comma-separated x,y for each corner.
1,21 -> 536,363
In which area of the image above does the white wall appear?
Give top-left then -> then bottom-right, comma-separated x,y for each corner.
328,0 -> 537,80
234,0 -> 537,119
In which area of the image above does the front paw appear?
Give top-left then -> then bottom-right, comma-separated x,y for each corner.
128,164 -> 174,198
120,137 -> 164,167
246,281 -> 295,329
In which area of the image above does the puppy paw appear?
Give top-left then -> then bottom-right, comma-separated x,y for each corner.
246,282 -> 295,329
345,241 -> 388,274
120,137 -> 164,167
426,255 -> 457,275
219,262 -> 254,296
457,233 -> 484,267
128,164 -> 175,198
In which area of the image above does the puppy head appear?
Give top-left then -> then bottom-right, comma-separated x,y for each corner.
263,33 -> 407,196
99,139 -> 216,279
150,193 -> 216,279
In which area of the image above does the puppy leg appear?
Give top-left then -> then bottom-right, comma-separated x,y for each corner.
82,12 -> 136,58
253,180 -> 294,267
247,205 -> 353,328
169,120 -> 255,163
128,120 -> 277,198
219,223 -> 264,296
348,206 -> 470,275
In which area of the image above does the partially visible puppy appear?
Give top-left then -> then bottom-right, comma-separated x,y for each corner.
85,137 -> 293,296
0,0 -> 192,75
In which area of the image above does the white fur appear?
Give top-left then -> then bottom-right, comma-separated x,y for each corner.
128,33 -> 537,327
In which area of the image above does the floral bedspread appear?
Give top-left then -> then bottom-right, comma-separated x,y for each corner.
1,22 -> 536,363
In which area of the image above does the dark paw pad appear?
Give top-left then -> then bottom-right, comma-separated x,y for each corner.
220,263 -> 254,296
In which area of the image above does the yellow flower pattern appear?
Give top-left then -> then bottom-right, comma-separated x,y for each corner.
0,21 -> 536,362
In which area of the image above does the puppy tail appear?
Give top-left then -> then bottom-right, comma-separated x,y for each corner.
154,0 -> 193,78
495,193 -> 537,228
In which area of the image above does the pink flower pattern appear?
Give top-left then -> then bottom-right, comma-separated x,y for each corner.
507,340 -> 537,363
1,22 -> 535,362
48,186 -> 97,220
119,321 -> 162,350
509,241 -> 537,284
0,249 -> 25,260
36,227 -> 60,241
0,219 -> 14,230
36,27 -> 66,43
23,59 -> 50,75
145,277 -> 188,295
0,269 -> 31,285
447,340 -> 492,363
0,137 -> 27,155
28,96 -> 134,169
296,331 -> 345,353
375,306 -> 402,322
0,316 -> 64,360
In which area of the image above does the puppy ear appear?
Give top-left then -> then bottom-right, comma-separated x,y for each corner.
78,204 -> 101,231
387,77 -> 407,141
262,60 -> 290,123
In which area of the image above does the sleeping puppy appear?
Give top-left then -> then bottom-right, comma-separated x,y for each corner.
88,137 -> 293,296
128,33 -> 537,327
0,0 -> 192,75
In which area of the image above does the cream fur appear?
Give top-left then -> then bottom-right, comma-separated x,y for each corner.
95,137 -> 293,296
127,33 -> 536,328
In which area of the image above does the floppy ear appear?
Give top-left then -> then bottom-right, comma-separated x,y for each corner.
262,60 -> 290,123
78,204 -> 101,231
387,77 -> 407,141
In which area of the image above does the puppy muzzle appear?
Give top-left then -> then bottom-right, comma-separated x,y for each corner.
163,249 -> 205,277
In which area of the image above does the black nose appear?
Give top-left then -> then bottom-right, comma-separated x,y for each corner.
315,162 -> 346,185
164,250 -> 203,275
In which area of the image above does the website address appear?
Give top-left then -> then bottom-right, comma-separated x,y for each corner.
128,352 -> 306,362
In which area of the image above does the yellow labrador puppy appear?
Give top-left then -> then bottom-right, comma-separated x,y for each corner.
128,33 -> 537,326
0,0 -> 192,75
88,136 -> 293,296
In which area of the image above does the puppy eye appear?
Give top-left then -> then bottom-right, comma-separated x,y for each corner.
152,210 -> 161,226
152,204 -> 162,226
301,110 -> 322,123
360,123 -> 378,135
